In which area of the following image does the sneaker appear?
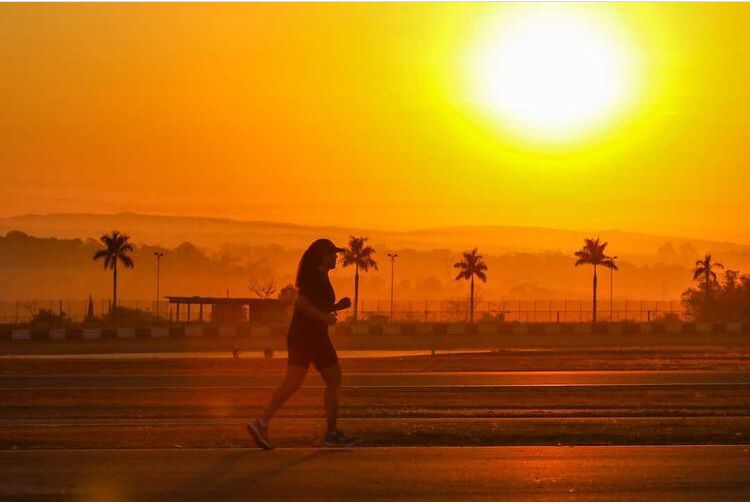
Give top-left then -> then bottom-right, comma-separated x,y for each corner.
323,429 -> 360,447
247,418 -> 274,450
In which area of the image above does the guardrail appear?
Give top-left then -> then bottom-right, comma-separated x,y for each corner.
0,321 -> 745,341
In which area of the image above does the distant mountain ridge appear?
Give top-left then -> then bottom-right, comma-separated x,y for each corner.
3,213 -> 750,302
1,212 -> 748,257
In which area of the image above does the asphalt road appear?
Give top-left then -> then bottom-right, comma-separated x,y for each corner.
4,369 -> 750,446
3,370 -> 750,389
4,354 -> 750,500
2,445 -> 750,501
1,330 -> 748,356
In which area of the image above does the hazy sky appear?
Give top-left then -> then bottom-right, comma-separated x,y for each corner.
2,3 -> 750,241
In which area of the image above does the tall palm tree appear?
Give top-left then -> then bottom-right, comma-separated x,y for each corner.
574,237 -> 617,323
454,248 -> 488,324
692,253 -> 723,295
340,236 -> 377,321
93,230 -> 135,317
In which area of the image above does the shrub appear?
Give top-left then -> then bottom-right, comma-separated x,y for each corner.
31,308 -> 70,328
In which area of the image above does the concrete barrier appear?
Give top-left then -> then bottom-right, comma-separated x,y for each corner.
218,326 -> 236,337
696,322 -> 713,333
415,323 -> 435,335
607,323 -> 623,335
574,323 -> 592,334
511,324 -> 528,335
250,325 -> 272,337
82,328 -> 101,340
447,323 -> 466,335
49,328 -> 66,340
185,326 -> 204,338
543,324 -> 560,335
727,322 -> 743,333
351,323 -> 369,336
116,328 -> 136,339
382,323 -> 402,335
477,323 -> 498,335
11,329 -> 31,341
665,322 -> 682,333
150,327 -> 169,338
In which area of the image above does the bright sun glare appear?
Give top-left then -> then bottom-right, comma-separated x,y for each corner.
472,10 -> 633,142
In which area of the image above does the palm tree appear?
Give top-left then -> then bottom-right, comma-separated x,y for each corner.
453,248 -> 488,323
692,253 -> 723,295
574,237 -> 617,323
340,236 -> 377,321
93,230 -> 135,318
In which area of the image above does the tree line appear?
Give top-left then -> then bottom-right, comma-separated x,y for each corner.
90,229 -> 749,324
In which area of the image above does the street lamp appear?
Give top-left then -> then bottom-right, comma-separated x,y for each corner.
609,255 -> 618,321
154,249 -> 165,319
387,253 -> 398,321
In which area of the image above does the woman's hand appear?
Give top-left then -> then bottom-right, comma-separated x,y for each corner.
334,297 -> 352,311
326,312 -> 338,325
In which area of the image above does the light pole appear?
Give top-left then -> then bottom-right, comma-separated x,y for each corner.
610,255 -> 618,321
387,253 -> 398,321
154,249 -> 165,319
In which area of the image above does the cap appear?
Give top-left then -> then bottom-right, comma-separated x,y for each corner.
312,238 -> 345,253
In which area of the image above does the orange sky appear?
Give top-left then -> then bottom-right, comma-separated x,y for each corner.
1,3 -> 750,242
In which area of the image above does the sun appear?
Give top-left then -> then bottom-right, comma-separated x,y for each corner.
469,9 -> 635,143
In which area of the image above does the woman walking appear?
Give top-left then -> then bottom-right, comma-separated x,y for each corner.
248,238 -> 357,449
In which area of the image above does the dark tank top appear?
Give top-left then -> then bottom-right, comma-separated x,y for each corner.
288,269 -> 335,338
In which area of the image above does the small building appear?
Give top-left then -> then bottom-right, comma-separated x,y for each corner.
165,296 -> 288,324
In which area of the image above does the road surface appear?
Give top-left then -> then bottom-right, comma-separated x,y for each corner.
3,368 -> 750,448
3,353 -> 750,499
2,445 -> 749,500
3,369 -> 750,389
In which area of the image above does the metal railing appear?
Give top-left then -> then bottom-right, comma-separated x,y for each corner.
0,298 -> 685,325
356,299 -> 685,323
0,299 -> 170,324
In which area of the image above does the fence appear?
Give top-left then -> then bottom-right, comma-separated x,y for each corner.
0,298 -> 686,325
357,299 -> 686,323
0,299 -> 170,324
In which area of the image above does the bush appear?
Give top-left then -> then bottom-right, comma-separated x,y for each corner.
31,308 -> 70,328
682,277 -> 750,322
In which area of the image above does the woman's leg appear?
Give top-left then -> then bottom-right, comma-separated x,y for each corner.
261,364 -> 308,422
318,362 -> 342,433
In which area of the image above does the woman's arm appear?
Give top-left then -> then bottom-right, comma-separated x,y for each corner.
295,294 -> 337,325
333,297 -> 352,311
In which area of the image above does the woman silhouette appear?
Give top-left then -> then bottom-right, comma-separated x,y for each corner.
248,238 -> 356,448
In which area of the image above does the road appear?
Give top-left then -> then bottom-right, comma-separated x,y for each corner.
1,330 -> 748,357
3,369 -> 750,389
2,445 -> 750,500
3,352 -> 750,499
3,368 -> 750,448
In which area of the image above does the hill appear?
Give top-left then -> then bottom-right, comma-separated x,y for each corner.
1,212 -> 747,259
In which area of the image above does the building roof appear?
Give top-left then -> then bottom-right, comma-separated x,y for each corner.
165,296 -> 281,305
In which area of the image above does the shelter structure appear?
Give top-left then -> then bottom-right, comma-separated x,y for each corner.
165,296 -> 287,324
